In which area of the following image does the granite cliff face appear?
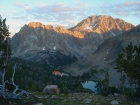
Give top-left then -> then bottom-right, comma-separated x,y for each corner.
11,15 -> 134,68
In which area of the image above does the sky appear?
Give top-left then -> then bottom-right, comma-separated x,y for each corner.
0,0 -> 140,37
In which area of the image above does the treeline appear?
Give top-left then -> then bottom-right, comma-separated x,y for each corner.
5,57 -> 89,93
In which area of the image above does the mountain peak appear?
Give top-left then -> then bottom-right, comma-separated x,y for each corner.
54,26 -> 65,31
28,22 -> 54,29
28,22 -> 43,27
70,15 -> 134,36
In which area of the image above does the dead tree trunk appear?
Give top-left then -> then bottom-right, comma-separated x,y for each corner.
0,64 -> 36,99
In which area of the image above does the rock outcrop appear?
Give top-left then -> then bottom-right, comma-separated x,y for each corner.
43,85 -> 59,95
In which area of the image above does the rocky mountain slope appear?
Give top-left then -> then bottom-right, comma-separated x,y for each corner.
63,24 -> 140,85
11,15 -> 134,68
70,15 -> 133,39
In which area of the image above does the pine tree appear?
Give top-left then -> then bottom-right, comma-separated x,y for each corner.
114,42 -> 140,96
134,45 -> 140,93
0,16 -> 35,99
114,53 -> 125,93
102,72 -> 109,95
0,16 -> 11,98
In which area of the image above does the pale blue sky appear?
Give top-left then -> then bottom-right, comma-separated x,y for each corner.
0,0 -> 140,36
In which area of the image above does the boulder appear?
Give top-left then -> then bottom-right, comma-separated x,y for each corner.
43,85 -> 59,95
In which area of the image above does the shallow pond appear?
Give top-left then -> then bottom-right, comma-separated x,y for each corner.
82,81 -> 96,92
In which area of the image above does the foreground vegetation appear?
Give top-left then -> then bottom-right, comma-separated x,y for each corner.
34,92 -> 140,105
1,92 -> 140,105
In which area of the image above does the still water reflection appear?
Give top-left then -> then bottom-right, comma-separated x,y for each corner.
82,81 -> 96,92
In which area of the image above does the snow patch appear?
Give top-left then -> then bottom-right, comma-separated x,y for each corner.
92,23 -> 98,28
107,47 -> 113,52
112,32 -> 116,36
42,47 -> 45,50
53,46 -> 56,50
84,21 -> 98,30
84,24 -> 92,30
